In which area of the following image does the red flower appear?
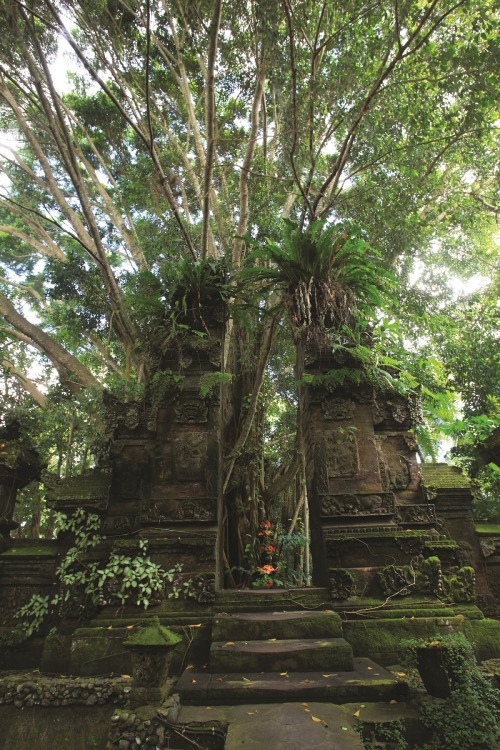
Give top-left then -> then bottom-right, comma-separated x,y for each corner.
267,545 -> 275,553
264,582 -> 274,588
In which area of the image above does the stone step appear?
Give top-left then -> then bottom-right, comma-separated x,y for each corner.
176,658 -> 407,705
209,637 -> 354,673
214,588 -> 331,612
212,610 -> 343,642
176,703 -> 365,750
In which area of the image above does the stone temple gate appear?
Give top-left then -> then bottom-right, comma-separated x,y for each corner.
0,330 -> 499,682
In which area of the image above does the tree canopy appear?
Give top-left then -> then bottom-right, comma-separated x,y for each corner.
0,0 -> 499,535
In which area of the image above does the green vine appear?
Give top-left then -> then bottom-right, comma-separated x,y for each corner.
3,509 -> 183,648
402,632 -> 500,750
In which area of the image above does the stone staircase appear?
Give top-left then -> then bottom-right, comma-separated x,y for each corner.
176,609 -> 406,705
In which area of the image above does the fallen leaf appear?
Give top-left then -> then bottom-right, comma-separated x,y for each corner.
304,709 -> 310,713
224,641 -> 236,646
268,638 -> 277,641
396,672 -> 406,677
107,626 -> 113,630
390,700 -> 397,704
302,702 -> 309,707
322,674 -> 332,678
242,677 -> 252,683
205,707 -> 212,710
312,716 -> 322,723
121,675 -> 131,679
126,625 -> 135,630
410,616 -> 415,621
353,710 -> 361,717
280,672 -> 288,677
247,712 -> 257,715
303,679 -> 311,683
367,667 -> 373,670
190,623 -> 202,628
191,679 -> 197,684
342,727 -> 348,731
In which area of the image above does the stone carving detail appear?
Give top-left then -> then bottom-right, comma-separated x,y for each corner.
325,431 -> 359,478
394,536 -> 425,556
385,454 -> 410,490
141,499 -> 216,523
101,516 -> 139,534
174,399 -> 209,424
130,652 -> 168,688
321,397 -> 354,421
378,557 -> 475,602
329,568 -> 355,600
320,493 -> 394,517
395,504 -> 437,525
174,500 -> 216,521
378,564 -> 416,597
314,441 -> 329,495
354,385 -> 374,404
173,433 -> 207,481
373,393 -> 418,427
480,538 -> 499,558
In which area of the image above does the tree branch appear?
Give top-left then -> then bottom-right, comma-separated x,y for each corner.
201,0 -> 222,260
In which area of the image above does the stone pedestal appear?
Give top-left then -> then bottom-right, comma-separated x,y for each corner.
123,618 -> 182,706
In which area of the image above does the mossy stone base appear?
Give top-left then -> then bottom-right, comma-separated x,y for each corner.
344,615 -> 467,665
69,629 -> 132,676
212,610 -> 343,641
39,633 -> 72,674
209,637 -> 354,673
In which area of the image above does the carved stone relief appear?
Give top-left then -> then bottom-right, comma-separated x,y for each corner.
329,568 -> 355,600
174,500 -> 216,521
480,538 -> 499,558
325,431 -> 360,478
320,493 -> 395,517
321,397 -> 354,421
395,504 -> 437,525
385,453 -> 410,490
373,393 -> 416,427
174,399 -> 209,424
173,433 -> 207,481
141,499 -> 216,523
314,441 -> 329,495
101,516 -> 140,534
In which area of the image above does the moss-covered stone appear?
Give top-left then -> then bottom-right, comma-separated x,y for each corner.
212,611 -> 343,641
123,617 -> 182,648
344,615 -> 467,665
0,544 -> 58,557
464,618 -> 500,660
475,524 -> 500,535
39,632 -> 72,673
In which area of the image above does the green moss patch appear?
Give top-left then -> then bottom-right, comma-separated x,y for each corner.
124,618 -> 182,648
475,524 -> 500,535
464,619 -> 500,660
1,545 -> 58,557
344,616 -> 467,665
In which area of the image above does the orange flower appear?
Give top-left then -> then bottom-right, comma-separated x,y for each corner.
257,564 -> 277,574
